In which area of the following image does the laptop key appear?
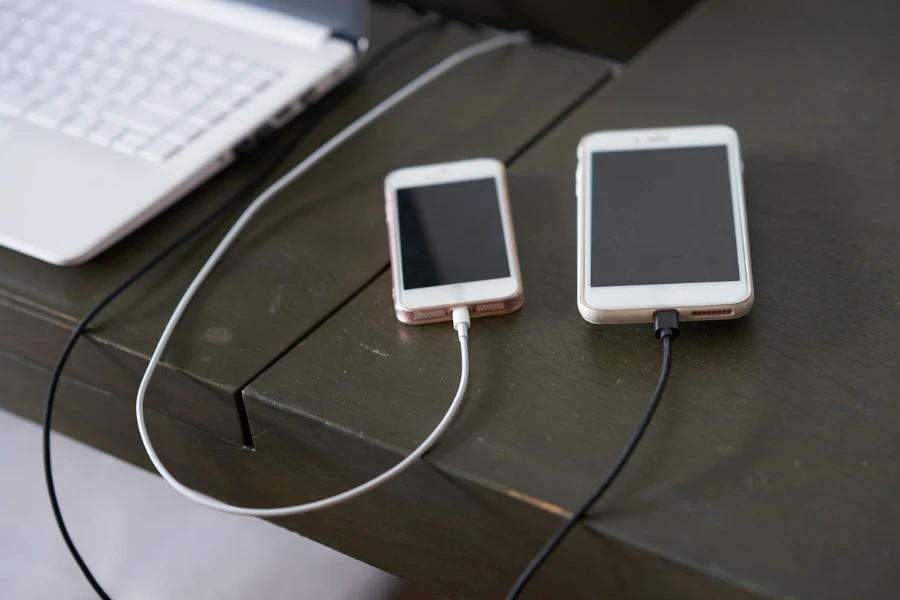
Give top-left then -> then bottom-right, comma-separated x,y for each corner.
86,79 -> 118,97
89,39 -> 113,57
19,16 -> 40,34
44,23 -> 65,40
113,46 -> 136,63
111,140 -> 138,155
163,120 -> 204,143
24,101 -> 71,128
15,58 -> 40,76
76,95 -> 107,114
61,112 -> 97,137
190,64 -> 233,85
202,51 -> 226,66
121,67 -> 154,86
38,64 -> 62,81
111,85 -> 147,104
25,79 -> 55,100
249,66 -> 279,81
63,72 -> 89,89
179,81 -> 217,101
56,9 -> 81,28
138,54 -> 165,69
99,63 -> 129,84
176,44 -> 200,62
74,57 -> 100,76
186,104 -> 226,127
86,121 -> 123,146
139,137 -> 182,162
30,42 -> 52,61
2,72 -> 30,90
210,88 -> 248,110
0,88 -> 33,116
233,71 -> 271,93
140,93 -> 195,118
151,37 -> 176,54
103,103 -> 171,134
226,58 -> 249,73
36,3 -> 62,19
107,23 -> 130,41
155,82 -> 185,96
6,35 -> 29,54
47,87 -> 83,106
119,130 -> 151,148
67,31 -> 89,49
82,16 -> 106,34
129,31 -> 152,49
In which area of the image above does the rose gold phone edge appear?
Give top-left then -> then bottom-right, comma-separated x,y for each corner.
385,162 -> 524,325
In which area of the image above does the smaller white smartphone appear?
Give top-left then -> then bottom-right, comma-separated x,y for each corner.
577,125 -> 753,324
385,158 -> 523,324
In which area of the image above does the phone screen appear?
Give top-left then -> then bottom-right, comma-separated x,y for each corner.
397,178 -> 510,290
590,145 -> 740,287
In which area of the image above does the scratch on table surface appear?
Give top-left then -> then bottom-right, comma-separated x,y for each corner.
477,437 -> 515,456
268,284 -> 284,314
506,489 -> 571,518
203,326 -> 233,345
360,342 -> 391,358
252,427 -> 277,442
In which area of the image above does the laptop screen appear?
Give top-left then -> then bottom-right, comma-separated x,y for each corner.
230,0 -> 366,41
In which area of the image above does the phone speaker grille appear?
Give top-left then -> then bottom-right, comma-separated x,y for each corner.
476,302 -> 505,312
690,309 -> 735,317
413,310 -> 446,321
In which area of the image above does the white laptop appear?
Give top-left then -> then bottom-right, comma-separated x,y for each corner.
0,0 -> 367,265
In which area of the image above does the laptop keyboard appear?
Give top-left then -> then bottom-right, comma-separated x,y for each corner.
0,0 -> 282,162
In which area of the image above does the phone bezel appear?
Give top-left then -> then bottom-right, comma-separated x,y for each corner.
385,158 -> 522,311
577,125 -> 753,321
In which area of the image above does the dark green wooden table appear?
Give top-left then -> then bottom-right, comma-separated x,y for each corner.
243,1 -> 900,599
3,1 -> 899,599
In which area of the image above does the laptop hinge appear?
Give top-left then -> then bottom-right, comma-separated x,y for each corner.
134,0 -> 332,49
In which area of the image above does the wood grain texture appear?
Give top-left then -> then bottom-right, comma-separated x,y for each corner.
245,0 -> 900,598
0,5 -> 610,443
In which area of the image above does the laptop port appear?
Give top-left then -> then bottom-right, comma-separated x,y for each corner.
233,136 -> 259,155
300,87 -> 321,106
268,101 -> 302,129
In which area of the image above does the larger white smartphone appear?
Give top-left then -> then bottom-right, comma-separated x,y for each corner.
385,158 -> 524,324
577,125 -> 753,324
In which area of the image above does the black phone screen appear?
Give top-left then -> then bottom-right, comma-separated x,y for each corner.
590,145 -> 740,287
397,178 -> 510,290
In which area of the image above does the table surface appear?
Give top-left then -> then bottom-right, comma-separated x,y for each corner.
3,1 -> 899,599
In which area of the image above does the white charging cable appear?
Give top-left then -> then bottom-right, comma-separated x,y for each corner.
137,31 -> 529,517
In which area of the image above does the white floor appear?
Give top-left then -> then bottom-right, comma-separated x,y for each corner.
0,409 -> 437,600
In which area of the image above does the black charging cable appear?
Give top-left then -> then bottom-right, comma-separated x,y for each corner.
505,310 -> 680,600
41,17 -> 445,600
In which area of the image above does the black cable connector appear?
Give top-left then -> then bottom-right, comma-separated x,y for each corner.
506,311 -> 679,600
654,309 -> 681,340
